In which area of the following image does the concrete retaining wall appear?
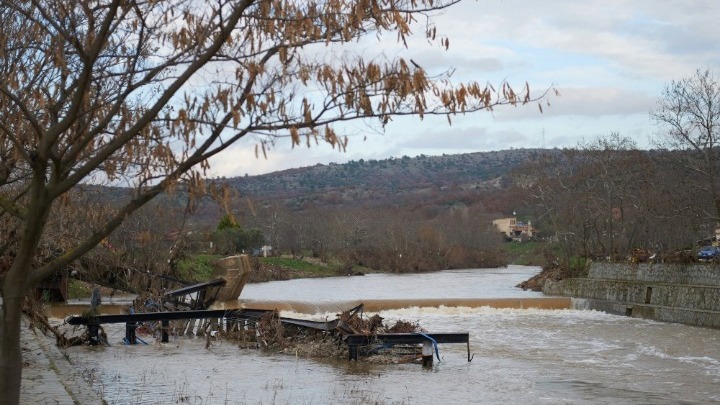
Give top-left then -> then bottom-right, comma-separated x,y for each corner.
546,278 -> 720,311
545,262 -> 720,328
587,262 -> 720,285
571,298 -> 720,328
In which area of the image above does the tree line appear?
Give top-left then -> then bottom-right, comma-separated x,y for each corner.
515,69 -> 720,270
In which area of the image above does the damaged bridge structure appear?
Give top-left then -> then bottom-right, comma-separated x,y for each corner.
66,304 -> 472,363
65,255 -> 472,364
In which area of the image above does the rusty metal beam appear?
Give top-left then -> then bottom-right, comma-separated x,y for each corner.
345,332 -> 469,346
66,308 -> 334,330
345,332 -> 471,361
163,279 -> 226,298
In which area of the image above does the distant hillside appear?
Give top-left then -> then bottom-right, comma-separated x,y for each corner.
224,148 -> 549,210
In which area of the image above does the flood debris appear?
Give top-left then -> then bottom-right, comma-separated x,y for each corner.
61,270 -> 473,364
255,310 -> 288,349
65,301 -> 472,364
42,253 -> 472,363
23,297 -> 101,347
231,306 -> 426,361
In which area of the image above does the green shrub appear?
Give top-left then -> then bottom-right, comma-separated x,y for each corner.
502,241 -> 545,265
67,279 -> 92,299
567,256 -> 589,277
259,257 -> 334,276
175,254 -> 222,282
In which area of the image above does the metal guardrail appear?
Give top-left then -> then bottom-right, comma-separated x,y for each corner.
66,305 -> 473,362
344,332 -> 472,361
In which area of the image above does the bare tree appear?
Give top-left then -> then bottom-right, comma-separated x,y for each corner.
0,1 -> 541,401
651,68 -> 720,221
577,134 -> 653,259
517,135 -> 655,265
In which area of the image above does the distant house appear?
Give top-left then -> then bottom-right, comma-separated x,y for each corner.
493,217 -> 536,241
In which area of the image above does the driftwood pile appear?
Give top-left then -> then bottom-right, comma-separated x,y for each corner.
23,297 -> 97,347
238,308 -> 425,360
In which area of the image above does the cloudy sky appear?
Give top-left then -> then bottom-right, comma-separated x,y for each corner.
209,0 -> 720,177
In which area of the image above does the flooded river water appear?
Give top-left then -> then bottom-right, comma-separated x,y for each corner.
63,266 -> 720,404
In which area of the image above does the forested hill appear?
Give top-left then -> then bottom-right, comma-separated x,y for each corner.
224,148 -> 548,209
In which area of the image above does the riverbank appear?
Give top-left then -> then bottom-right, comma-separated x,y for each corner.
65,241 -> 548,300
232,241 -> 546,284
20,317 -> 103,404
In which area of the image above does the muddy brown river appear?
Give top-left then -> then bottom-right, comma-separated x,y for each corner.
61,266 -> 720,404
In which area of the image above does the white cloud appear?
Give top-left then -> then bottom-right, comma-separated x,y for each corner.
204,0 -> 720,176
207,138 -> 352,177
491,87 -> 656,120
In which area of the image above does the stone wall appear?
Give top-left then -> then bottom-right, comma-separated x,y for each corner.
587,262 -> 720,286
545,262 -> 720,328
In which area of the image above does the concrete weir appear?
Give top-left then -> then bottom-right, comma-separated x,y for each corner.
544,262 -> 720,328
47,296 -> 571,318
226,297 -> 572,314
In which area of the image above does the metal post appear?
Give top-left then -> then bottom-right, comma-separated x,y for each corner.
88,324 -> 100,346
125,322 -> 137,344
161,320 -> 169,343
422,340 -> 433,368
348,345 -> 358,361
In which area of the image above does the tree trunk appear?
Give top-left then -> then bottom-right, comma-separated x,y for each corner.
0,287 -> 24,405
0,174 -> 50,405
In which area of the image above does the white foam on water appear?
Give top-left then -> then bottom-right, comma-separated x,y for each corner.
277,305 -> 591,322
373,305 -> 624,323
638,345 -> 720,378
638,345 -> 673,359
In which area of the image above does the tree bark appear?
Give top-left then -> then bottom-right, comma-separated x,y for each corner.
0,171 -> 51,405
0,288 -> 24,405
